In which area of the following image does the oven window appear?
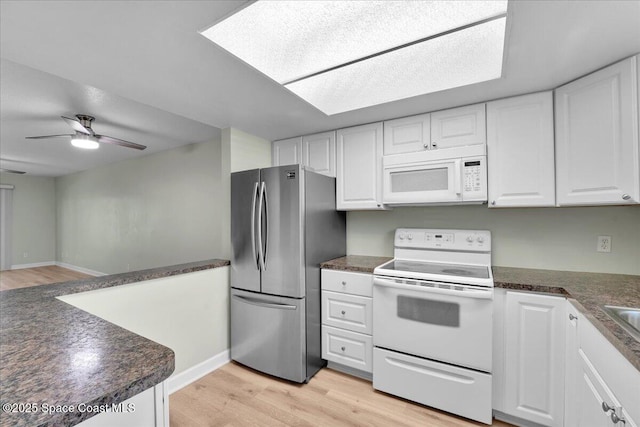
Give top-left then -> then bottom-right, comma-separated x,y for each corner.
390,168 -> 448,193
397,295 -> 459,327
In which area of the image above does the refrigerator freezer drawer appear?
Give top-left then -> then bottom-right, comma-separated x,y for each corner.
231,289 -> 306,383
373,347 -> 492,424
322,326 -> 372,373
321,291 -> 372,334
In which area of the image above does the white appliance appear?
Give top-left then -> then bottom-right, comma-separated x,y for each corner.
382,145 -> 487,205
373,228 -> 494,424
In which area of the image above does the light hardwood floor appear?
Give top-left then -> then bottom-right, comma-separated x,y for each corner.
0,265 -> 91,291
170,362 -> 513,427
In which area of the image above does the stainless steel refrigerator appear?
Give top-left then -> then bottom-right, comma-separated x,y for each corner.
230,164 -> 346,383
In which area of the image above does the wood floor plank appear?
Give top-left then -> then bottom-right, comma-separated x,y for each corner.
0,265 -> 91,291
170,363 -> 514,427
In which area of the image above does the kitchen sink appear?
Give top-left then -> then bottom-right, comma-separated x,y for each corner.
601,305 -> 640,342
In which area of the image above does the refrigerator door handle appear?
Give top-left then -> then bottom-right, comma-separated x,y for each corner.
251,182 -> 259,270
262,181 -> 269,270
257,181 -> 266,271
232,294 -> 297,310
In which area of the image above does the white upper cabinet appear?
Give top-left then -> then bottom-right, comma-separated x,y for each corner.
555,55 -> 640,206
487,92 -> 556,207
430,103 -> 486,150
272,137 -> 302,167
273,132 -> 336,177
383,113 -> 431,155
302,131 -> 336,177
336,122 -> 385,210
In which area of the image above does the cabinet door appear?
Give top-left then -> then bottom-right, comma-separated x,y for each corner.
430,103 -> 486,150
302,131 -> 335,177
272,137 -> 302,167
383,113 -> 430,155
487,92 -> 555,207
577,350 -> 617,427
504,292 -> 565,426
564,302 -> 580,427
555,55 -> 640,206
336,122 -> 384,210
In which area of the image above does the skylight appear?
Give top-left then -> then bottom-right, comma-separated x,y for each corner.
201,1 -> 508,115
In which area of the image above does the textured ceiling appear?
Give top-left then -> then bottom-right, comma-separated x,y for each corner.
1,0 -> 639,176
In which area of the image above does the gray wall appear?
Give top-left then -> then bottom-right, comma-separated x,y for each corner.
0,173 -> 56,266
56,139 -> 226,274
347,205 -> 640,275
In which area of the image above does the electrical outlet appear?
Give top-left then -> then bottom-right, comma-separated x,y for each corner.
597,236 -> 611,253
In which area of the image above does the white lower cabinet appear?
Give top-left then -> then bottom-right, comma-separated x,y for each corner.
565,301 -> 639,427
321,269 -> 373,374
494,290 -> 565,426
77,382 -> 167,427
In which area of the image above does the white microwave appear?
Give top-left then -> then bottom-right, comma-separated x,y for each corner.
382,146 -> 487,205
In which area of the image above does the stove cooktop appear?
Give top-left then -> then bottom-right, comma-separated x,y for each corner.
376,259 -> 490,279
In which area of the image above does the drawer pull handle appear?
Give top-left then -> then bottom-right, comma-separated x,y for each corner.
341,310 -> 346,315
602,402 -> 613,413
569,314 -> 577,321
341,346 -> 346,351
341,281 -> 346,285
611,412 -> 623,424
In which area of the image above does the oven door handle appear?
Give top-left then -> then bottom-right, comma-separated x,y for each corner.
373,277 -> 493,300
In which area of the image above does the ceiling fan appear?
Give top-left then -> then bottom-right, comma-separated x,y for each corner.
25,114 -> 146,150
0,168 -> 26,174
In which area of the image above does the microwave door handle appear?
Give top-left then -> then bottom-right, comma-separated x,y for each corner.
454,159 -> 462,195
373,277 -> 493,300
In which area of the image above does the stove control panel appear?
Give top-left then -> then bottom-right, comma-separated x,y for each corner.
395,228 -> 491,251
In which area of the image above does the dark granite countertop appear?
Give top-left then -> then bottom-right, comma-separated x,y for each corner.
320,256 -> 639,372
321,255 -> 393,273
0,259 -> 229,427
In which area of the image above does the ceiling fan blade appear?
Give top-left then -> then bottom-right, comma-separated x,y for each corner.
96,134 -> 147,150
61,116 -> 93,135
25,134 -> 73,139
0,168 -> 26,174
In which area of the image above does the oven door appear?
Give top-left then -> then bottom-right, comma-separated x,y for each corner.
383,158 -> 463,204
373,276 -> 492,372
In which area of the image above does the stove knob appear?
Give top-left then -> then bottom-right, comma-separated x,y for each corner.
399,234 -> 405,240
407,234 -> 413,241
477,236 -> 485,243
466,235 -> 474,243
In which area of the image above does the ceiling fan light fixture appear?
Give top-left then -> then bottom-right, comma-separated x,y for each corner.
71,134 -> 99,149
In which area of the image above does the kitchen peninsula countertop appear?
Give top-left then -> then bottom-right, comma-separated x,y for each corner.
0,259 -> 229,427
321,255 -> 640,371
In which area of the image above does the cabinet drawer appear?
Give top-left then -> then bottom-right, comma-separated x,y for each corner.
322,325 -> 372,373
321,269 -> 373,297
373,347 -> 492,424
322,291 -> 372,334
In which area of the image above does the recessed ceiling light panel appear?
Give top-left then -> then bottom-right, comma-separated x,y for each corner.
286,17 -> 507,115
201,1 -> 508,115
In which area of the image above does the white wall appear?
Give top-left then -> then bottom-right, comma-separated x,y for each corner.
57,267 -> 229,378
223,127 -> 271,173
0,173 -> 56,267
55,139 -> 226,274
347,205 -> 640,275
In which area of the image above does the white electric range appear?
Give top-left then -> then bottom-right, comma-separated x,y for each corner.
373,228 -> 494,425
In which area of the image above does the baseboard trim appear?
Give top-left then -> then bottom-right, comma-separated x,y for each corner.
167,349 -> 230,395
11,261 -> 55,269
327,361 -> 373,382
55,262 -> 106,277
